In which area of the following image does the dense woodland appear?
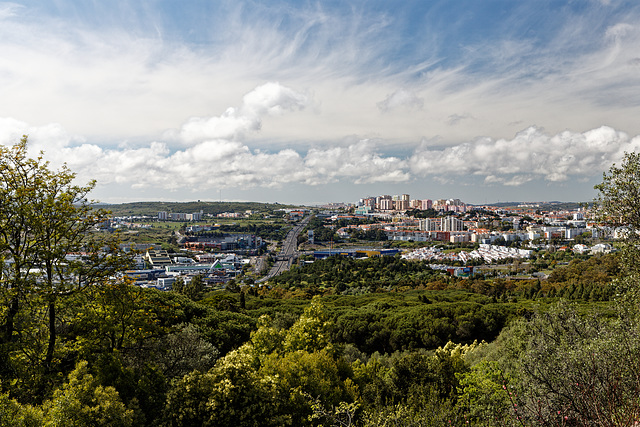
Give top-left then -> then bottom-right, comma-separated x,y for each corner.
1,140 -> 640,426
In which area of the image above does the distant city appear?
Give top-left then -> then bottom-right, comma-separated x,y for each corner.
309,193 -> 601,252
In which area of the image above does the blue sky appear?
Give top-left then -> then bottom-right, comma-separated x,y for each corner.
1,0 -> 639,205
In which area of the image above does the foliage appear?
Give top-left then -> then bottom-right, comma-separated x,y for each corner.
102,201 -> 298,217
514,303 -> 640,425
305,216 -> 339,242
43,361 -> 134,427
0,392 -> 43,427
346,228 -> 388,242
283,299 -> 332,353
216,222 -> 290,241
405,208 -> 440,218
594,151 -> 640,230
0,137 -> 132,399
270,255 -> 444,291
595,151 -> 640,295
455,361 -> 515,425
164,344 -> 288,427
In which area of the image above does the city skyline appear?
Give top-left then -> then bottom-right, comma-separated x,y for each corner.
1,1 -> 639,205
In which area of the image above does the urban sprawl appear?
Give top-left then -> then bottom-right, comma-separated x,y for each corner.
109,194 -> 615,290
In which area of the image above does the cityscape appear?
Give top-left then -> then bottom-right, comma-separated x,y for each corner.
98,190 -> 611,292
1,0 -> 639,425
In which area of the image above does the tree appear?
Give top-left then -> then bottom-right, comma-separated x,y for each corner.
594,151 -> 640,282
513,303 -> 640,425
182,275 -> 204,300
0,391 -> 43,426
76,281 -> 159,354
0,136 -> 131,384
164,344 -> 288,427
43,361 -> 134,427
283,298 -> 332,353
595,151 -> 640,230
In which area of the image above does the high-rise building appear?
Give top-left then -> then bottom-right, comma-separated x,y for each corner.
421,199 -> 433,210
376,195 -> 392,210
379,199 -> 393,210
442,216 -> 464,232
395,200 -> 409,211
420,218 -> 440,231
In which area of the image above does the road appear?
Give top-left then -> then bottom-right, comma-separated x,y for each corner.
259,215 -> 311,282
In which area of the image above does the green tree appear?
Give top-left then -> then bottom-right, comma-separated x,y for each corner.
251,315 -> 287,355
0,392 -> 43,427
0,137 -> 131,392
164,343 -> 288,427
43,361 -> 134,427
455,361 -> 514,425
513,303 -> 640,425
76,282 -> 160,354
283,298 -> 332,353
594,151 -> 640,283
182,275 -> 204,300
595,151 -> 640,230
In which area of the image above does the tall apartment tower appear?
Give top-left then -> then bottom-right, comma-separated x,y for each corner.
379,198 -> 393,210
442,216 -> 464,232
421,199 -> 433,210
420,218 -> 440,231
395,200 -> 410,210
376,195 -> 392,210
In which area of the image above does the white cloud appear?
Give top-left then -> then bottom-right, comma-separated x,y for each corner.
303,140 -> 410,185
176,82 -> 309,145
409,126 -> 640,183
1,0 -> 640,203
0,1 -> 639,152
241,82 -> 308,117
0,84 -> 407,192
606,22 -> 633,40
1,110 -> 640,203
0,2 -> 21,20
377,90 -> 424,112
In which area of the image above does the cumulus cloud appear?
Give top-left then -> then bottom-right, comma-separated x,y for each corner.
7,121 -> 637,197
409,126 -> 640,183
241,82 -> 308,117
2,81 -> 640,200
0,84 -> 407,193
177,82 -> 309,144
303,140 -> 410,184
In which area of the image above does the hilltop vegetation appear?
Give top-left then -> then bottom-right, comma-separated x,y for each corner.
102,200 -> 301,217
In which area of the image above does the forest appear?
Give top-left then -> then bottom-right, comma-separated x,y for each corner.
0,139 -> 639,426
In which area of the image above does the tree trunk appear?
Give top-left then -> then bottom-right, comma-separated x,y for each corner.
1,297 -> 19,344
45,299 -> 56,372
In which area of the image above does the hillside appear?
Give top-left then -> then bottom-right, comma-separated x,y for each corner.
100,201 -> 303,216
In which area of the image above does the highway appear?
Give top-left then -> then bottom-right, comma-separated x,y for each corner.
259,215 -> 311,282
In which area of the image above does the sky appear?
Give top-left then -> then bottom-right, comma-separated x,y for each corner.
1,0 -> 640,206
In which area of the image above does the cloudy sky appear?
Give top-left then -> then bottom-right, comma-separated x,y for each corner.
1,0 -> 640,205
